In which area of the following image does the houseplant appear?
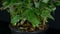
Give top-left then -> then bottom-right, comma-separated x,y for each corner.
2,0 -> 60,34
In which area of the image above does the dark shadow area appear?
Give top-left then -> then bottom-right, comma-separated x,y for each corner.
45,27 -> 60,34
0,21 -> 11,34
0,9 -> 11,34
45,6 -> 60,34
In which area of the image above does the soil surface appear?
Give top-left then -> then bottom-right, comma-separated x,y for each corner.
10,20 -> 48,32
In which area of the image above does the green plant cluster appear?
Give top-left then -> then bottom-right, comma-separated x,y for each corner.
2,0 -> 60,27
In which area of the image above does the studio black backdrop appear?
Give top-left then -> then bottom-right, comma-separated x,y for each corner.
0,3 -> 60,34
45,6 -> 60,34
0,9 -> 11,34
48,6 -> 60,29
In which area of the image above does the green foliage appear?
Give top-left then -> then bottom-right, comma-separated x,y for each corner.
56,1 -> 60,6
11,15 -> 21,26
42,0 -> 49,3
22,9 -> 40,27
2,0 -> 60,28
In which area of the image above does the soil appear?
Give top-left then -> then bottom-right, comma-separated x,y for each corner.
10,20 -> 48,32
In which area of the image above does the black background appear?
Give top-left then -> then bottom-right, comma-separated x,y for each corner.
0,2 -> 60,34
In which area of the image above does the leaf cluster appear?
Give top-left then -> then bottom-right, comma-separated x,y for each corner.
2,0 -> 60,27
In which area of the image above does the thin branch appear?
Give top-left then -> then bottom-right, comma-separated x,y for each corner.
17,18 -> 26,26
43,17 -> 46,25
3,2 -> 22,9
20,18 -> 26,25
27,0 -> 31,8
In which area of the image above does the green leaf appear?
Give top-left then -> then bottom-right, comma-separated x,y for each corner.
22,9 -> 41,27
34,2 -> 39,8
56,1 -> 60,6
41,8 -> 54,20
30,17 -> 40,27
11,15 -> 22,26
41,9 -> 50,18
42,0 -> 49,3
48,4 -> 56,12
48,14 -> 54,20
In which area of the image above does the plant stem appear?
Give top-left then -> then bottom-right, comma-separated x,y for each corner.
3,2 -> 21,9
33,0 -> 36,6
43,17 -> 46,25
20,18 -> 26,25
17,18 -> 26,26
27,0 -> 30,8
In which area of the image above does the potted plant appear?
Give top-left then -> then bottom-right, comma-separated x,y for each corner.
2,0 -> 60,34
